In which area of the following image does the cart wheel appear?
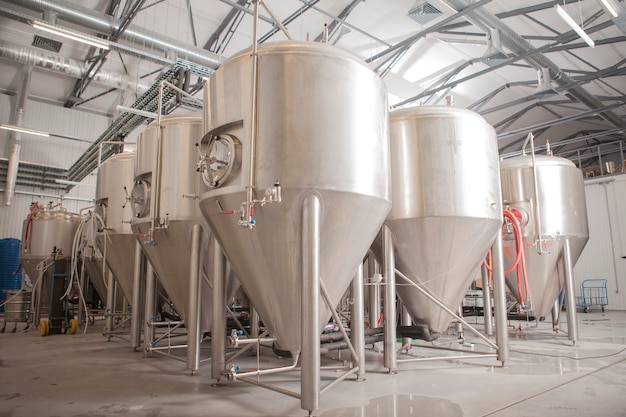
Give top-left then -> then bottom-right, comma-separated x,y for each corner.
69,318 -> 79,334
583,307 -> 589,313
40,320 -> 49,337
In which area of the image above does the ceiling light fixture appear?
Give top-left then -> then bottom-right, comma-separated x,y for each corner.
32,21 -> 110,50
0,124 -> 50,137
554,4 -> 595,48
598,0 -> 619,18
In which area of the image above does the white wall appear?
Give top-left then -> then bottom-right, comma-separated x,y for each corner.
0,93 -> 112,239
574,174 -> 626,310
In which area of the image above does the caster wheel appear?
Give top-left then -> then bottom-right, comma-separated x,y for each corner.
69,318 -> 79,334
40,320 -> 49,337
583,307 -> 589,313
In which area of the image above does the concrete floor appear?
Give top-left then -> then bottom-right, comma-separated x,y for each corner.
1,311 -> 625,417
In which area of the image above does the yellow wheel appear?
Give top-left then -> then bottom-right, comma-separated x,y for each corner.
39,320 -> 49,337
69,318 -> 79,335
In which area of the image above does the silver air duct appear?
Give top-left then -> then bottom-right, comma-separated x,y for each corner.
1,0 -> 223,70
439,0 -> 626,131
0,42 -> 151,93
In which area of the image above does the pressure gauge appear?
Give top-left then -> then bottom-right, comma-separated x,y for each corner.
202,134 -> 241,188
130,179 -> 151,218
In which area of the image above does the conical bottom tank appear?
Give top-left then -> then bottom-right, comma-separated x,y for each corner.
199,41 -> 391,355
500,155 -> 589,317
132,115 -> 228,332
374,106 -> 502,334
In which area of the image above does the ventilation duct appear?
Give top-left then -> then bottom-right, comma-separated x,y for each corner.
0,42 -> 150,93
1,0 -> 223,71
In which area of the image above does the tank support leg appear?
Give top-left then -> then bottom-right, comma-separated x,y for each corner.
491,230 -> 509,365
481,264 -> 494,336
563,238 -> 579,345
131,241 -> 145,351
382,224 -> 397,374
551,298 -> 561,332
143,262 -> 156,354
351,262 -> 366,381
105,268 -> 115,337
211,238 -> 226,382
301,193 -> 320,413
187,223 -> 203,375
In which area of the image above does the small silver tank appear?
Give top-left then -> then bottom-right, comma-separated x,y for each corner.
500,154 -> 589,317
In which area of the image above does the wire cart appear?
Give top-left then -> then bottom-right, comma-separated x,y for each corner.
576,279 -> 609,313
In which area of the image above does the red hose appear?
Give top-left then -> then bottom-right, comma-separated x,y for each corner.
23,201 -> 39,251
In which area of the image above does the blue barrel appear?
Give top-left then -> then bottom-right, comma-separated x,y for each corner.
0,238 -> 23,312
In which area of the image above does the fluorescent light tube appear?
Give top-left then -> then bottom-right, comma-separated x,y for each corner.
555,5 -> 595,48
32,21 -> 110,50
0,124 -> 50,137
598,0 -> 619,18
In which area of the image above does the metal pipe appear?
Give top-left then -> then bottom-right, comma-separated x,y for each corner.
481,264 -> 493,336
0,42 -> 150,92
243,0 -> 260,228
382,224 -> 397,373
438,0 -> 625,131
143,262 -> 156,354
4,65 -> 32,206
320,280 -> 359,361
351,263 -> 365,380
104,267 -> 115,337
395,270 -> 498,350
368,256 -> 381,328
3,0 -> 223,70
259,0 -> 292,40
301,193 -> 320,413
563,238 -> 579,345
491,228 -> 509,364
401,304 -> 412,353
211,238 -> 226,381
231,354 -> 300,379
398,353 -> 498,363
551,298 -> 561,331
187,223 -> 202,375
130,240 -> 144,351
526,132 -> 546,254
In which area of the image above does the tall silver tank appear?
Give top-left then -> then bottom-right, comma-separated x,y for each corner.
92,152 -> 137,302
500,155 -> 589,317
131,115 -> 216,331
373,106 -> 502,335
20,203 -> 81,284
199,41 -> 391,355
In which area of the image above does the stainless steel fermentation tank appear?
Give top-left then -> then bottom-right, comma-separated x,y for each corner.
377,106 -> 502,337
500,155 -> 589,326
131,114 -> 219,338
93,152 -> 137,303
199,41 -> 391,361
20,203 -> 81,326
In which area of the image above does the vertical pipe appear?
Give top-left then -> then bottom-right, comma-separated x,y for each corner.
301,194 -> 320,413
351,262 -> 365,381
104,267 -> 115,337
187,224 -> 203,374
244,0 -> 260,226
481,264 -> 493,336
563,238 -> 579,345
78,260 -> 86,328
211,238 -> 226,381
551,298 -> 561,331
368,256 -> 381,329
401,304 -> 412,352
143,262 -> 156,354
250,307 -> 259,338
491,230 -> 509,365
382,224 -> 397,373
130,240 -> 144,351
5,66 -> 32,206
